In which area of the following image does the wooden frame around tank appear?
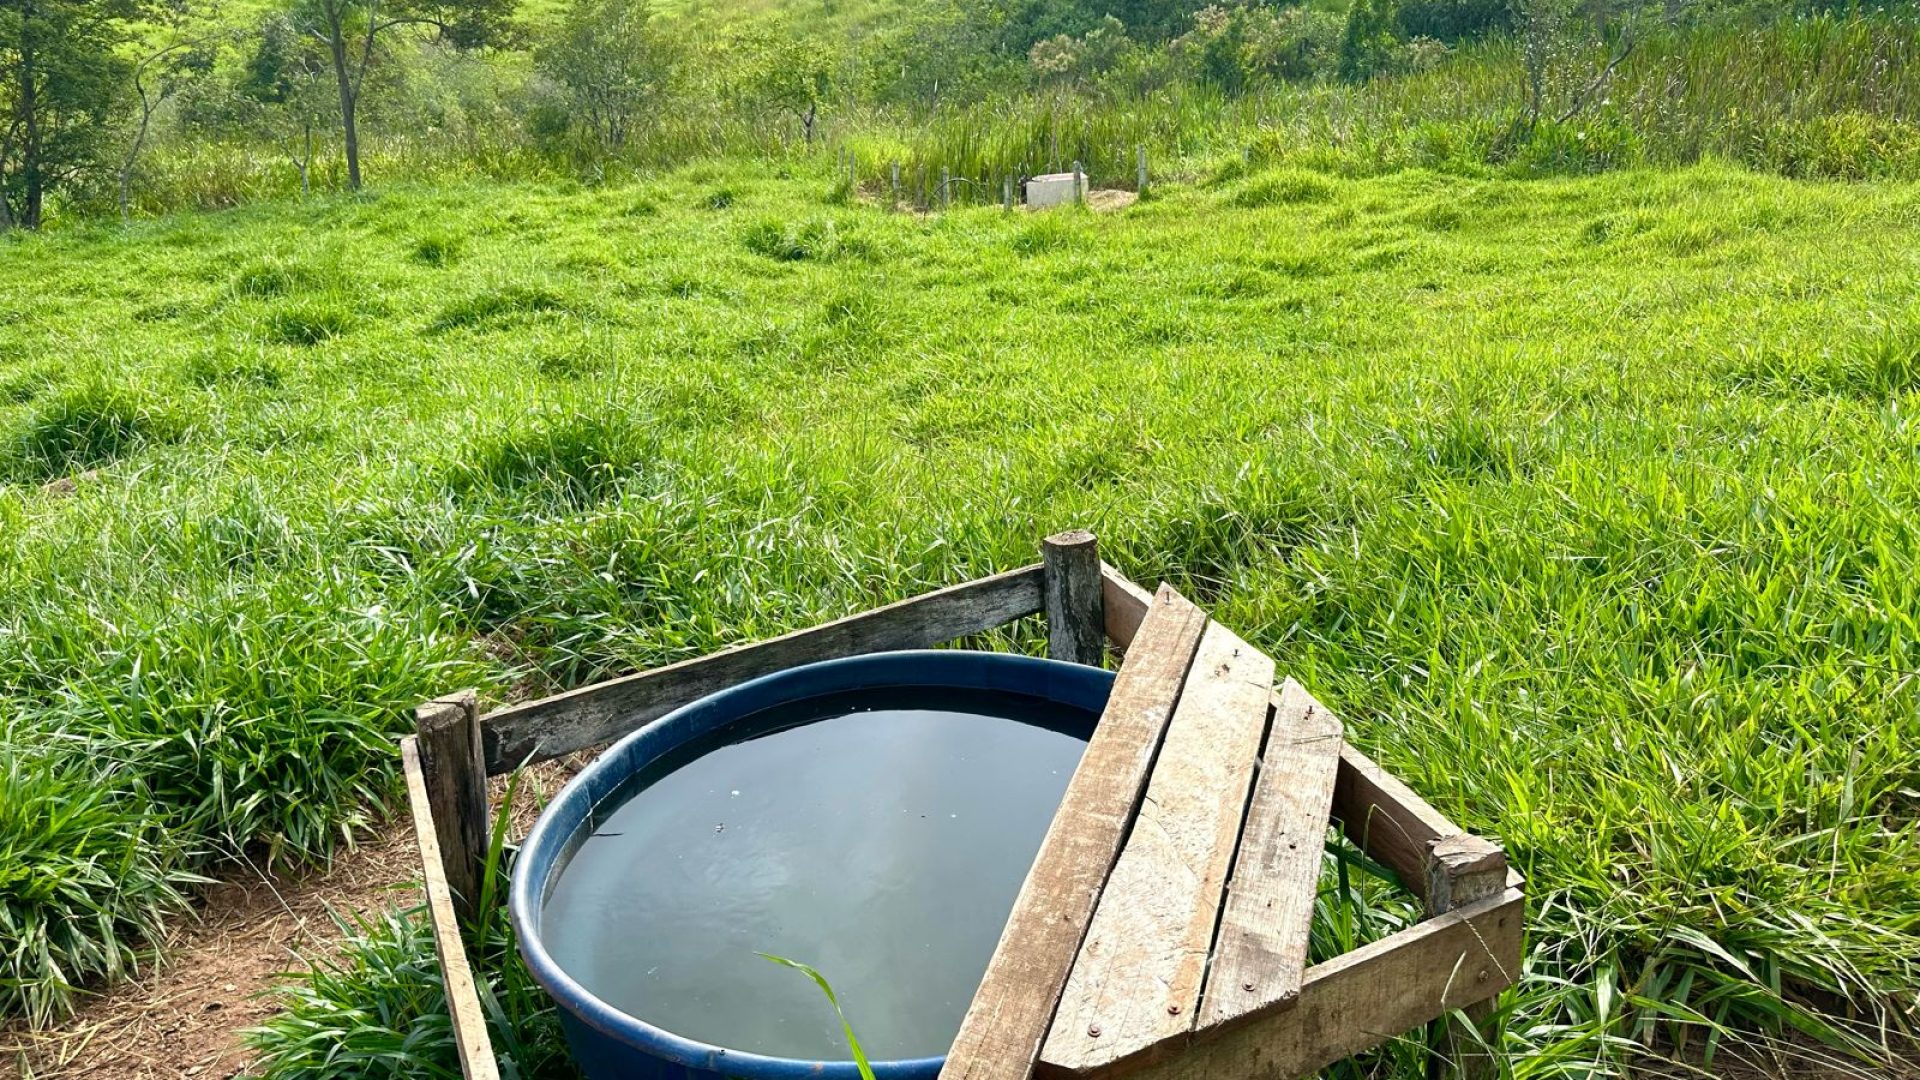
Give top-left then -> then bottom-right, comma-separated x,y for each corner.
401,530 -> 1523,1080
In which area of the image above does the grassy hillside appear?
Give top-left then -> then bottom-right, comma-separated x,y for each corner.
5,161 -> 1919,1070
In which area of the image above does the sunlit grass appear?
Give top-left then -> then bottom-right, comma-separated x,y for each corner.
4,159 -> 1918,1074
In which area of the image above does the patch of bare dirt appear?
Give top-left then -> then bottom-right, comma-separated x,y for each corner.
1,828 -> 420,1080
2,753 -> 589,1080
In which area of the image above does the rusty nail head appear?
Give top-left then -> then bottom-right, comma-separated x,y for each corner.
1166,1003 -> 1181,1015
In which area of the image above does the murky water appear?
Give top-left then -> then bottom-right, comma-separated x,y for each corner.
539,686 -> 1093,1062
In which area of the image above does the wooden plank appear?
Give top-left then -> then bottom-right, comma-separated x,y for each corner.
415,691 -> 489,924
482,564 -> 1045,773
1039,622 -> 1274,1079
1331,742 -> 1462,901
941,585 -> 1209,1080
1200,677 -> 1344,1030
401,735 -> 503,1080
1044,531 -> 1106,667
1099,564 -> 1152,652
1097,563 -> 1506,895
1125,888 -> 1524,1080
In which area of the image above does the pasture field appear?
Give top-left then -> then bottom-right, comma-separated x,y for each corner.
3,159 -> 1918,1075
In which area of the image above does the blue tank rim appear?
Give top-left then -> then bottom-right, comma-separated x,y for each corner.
510,649 -> 1116,1080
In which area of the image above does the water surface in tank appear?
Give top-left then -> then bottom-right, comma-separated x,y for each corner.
539,685 -> 1093,1061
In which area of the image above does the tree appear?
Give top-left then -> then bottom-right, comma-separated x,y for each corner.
240,13 -> 336,195
738,33 -> 832,147
286,0 -> 517,190
120,30 -> 218,222
0,0 -> 149,230
535,0 -> 674,153
1338,0 -> 1403,82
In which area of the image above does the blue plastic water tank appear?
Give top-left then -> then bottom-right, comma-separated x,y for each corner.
511,650 -> 1114,1080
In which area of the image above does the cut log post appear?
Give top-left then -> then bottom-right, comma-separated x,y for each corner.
1424,835 -> 1509,1080
415,690 -> 489,925
402,735 -> 502,1080
1044,530 -> 1105,667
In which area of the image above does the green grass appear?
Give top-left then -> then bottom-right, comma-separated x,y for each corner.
5,158 -> 1920,1074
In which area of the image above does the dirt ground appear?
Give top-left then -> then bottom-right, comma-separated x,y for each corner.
0,827 -> 420,1080
1,757 -> 586,1080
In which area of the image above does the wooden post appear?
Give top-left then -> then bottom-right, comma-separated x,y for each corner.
892,161 -> 901,206
1004,175 -> 1014,211
1136,144 -> 1148,193
1043,530 -> 1104,667
415,690 -> 489,924
1424,835 -> 1508,1080
1073,160 -> 1085,204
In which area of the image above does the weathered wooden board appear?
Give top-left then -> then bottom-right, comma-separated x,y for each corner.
941,585 -> 1208,1080
1102,565 -> 1519,894
1099,564 -> 1153,652
1126,888 -> 1524,1080
1330,743 -> 1463,901
1039,622 -> 1274,1078
401,735 -> 502,1080
482,564 -> 1045,773
1200,677 -> 1343,1031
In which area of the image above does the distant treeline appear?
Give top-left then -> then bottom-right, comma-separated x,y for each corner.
3,0 -> 1918,226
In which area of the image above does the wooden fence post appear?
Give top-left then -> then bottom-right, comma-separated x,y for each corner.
1424,835 -> 1509,1080
1043,530 -> 1104,667
415,690 -> 489,925
1072,159 -> 1085,204
1136,144 -> 1147,193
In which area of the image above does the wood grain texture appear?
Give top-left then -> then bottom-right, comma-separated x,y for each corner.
401,735 -> 502,1080
1200,677 -> 1344,1031
1126,889 -> 1524,1080
941,585 -> 1208,1080
1099,564 -> 1153,652
1044,531 -> 1106,667
1331,743 -> 1461,901
1424,836 -> 1510,1080
414,691 -> 488,924
1039,622 -> 1274,1079
482,564 -> 1045,774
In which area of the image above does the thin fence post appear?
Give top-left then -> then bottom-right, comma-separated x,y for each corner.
1004,175 -> 1013,212
414,690 -> 489,925
1042,530 -> 1104,667
891,161 -> 900,207
1137,144 -> 1148,193
1072,159 -> 1084,205
1425,835 -> 1509,1080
